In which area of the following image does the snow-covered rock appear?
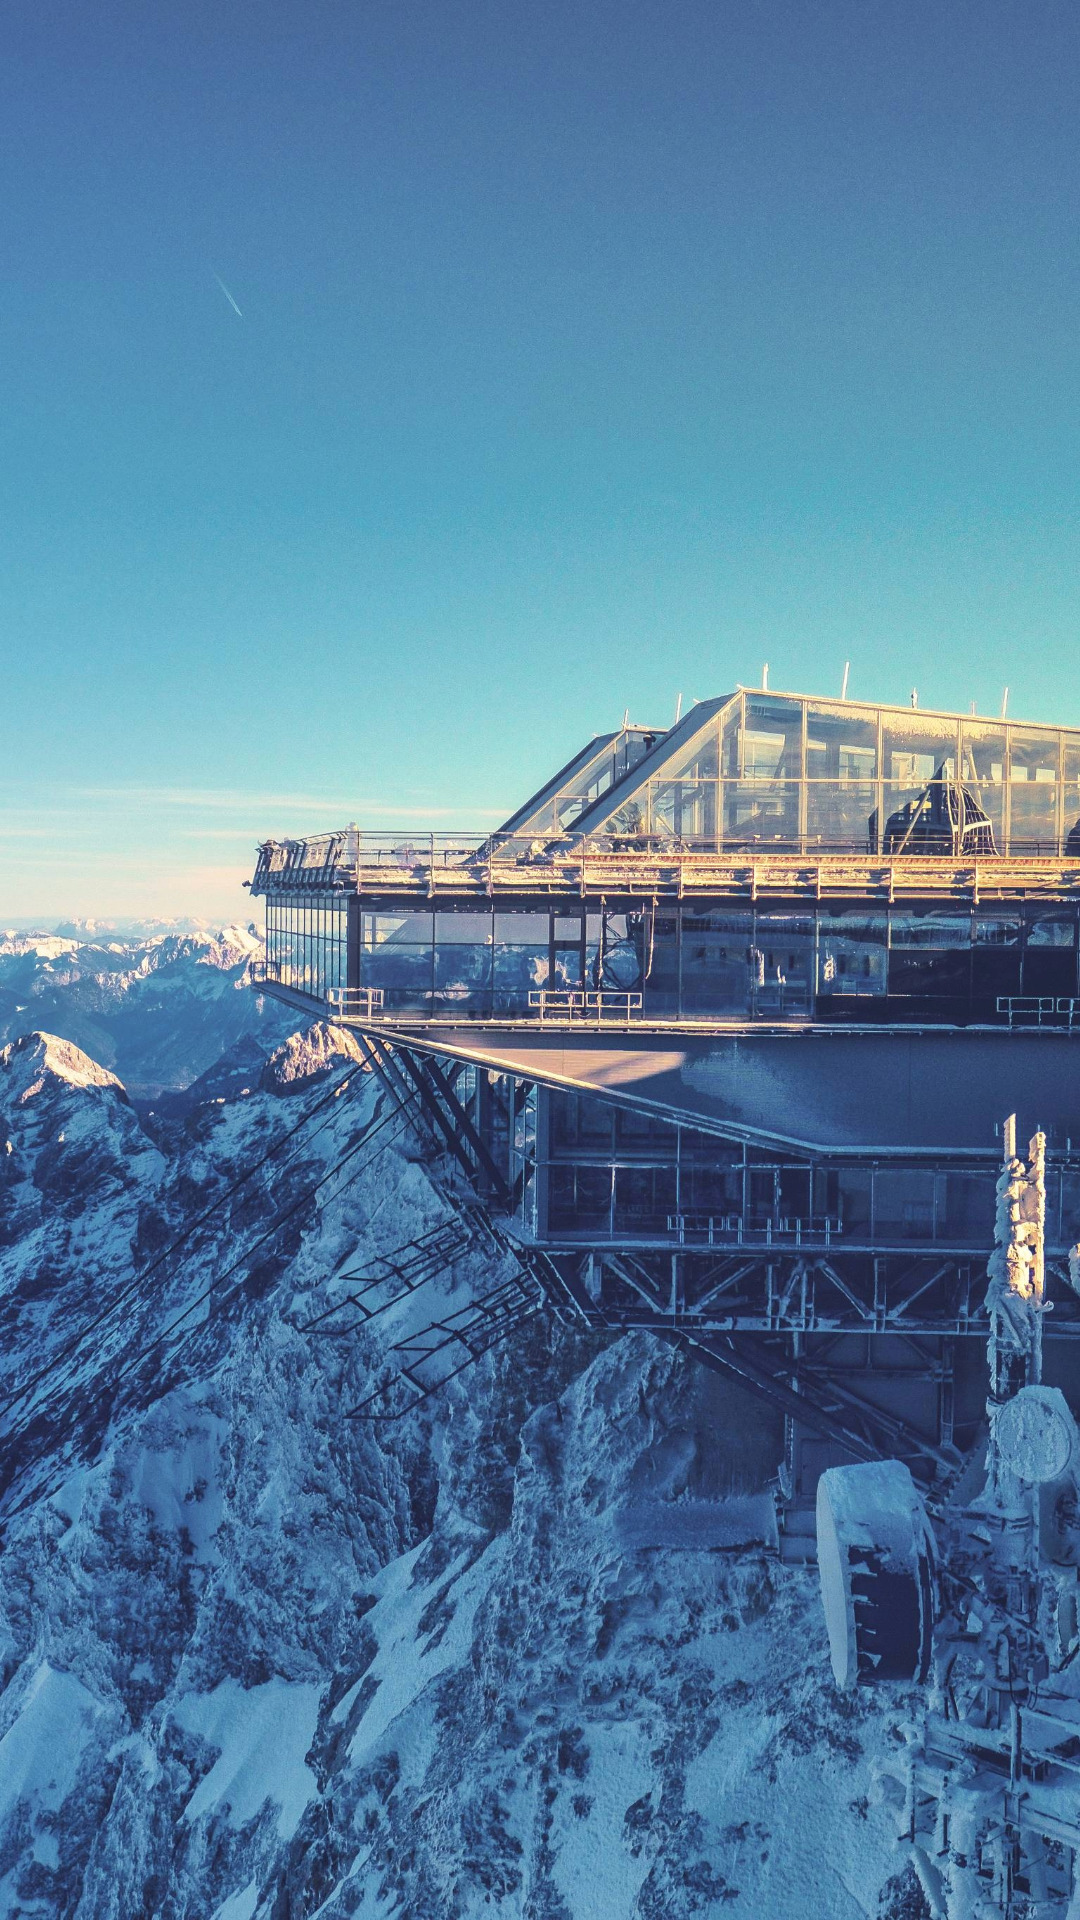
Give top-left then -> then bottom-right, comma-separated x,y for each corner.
0,1021 -> 924,1917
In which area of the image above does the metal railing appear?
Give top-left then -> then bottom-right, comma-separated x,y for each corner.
326,987 -> 386,1020
250,829 -> 1080,905
997,996 -> 1080,1030
528,989 -> 643,1026
666,1213 -> 843,1247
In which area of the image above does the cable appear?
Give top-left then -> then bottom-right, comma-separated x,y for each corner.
0,1059 -> 371,1427
0,1100 -> 413,1528
107,1104 -> 409,1394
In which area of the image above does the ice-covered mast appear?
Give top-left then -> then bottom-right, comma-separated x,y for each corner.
985,1113 -> 1046,1410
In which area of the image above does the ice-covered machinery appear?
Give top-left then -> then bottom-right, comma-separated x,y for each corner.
818,1120 -> 1080,1919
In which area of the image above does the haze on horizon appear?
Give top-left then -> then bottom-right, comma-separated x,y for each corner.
3,0 -> 1080,925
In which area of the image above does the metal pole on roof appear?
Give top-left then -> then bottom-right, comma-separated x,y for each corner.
762,662 -> 769,690
840,662 -> 850,701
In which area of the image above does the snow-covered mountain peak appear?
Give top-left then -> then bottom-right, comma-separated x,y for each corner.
0,933 -> 82,961
262,1022 -> 369,1091
0,1030 -> 127,1105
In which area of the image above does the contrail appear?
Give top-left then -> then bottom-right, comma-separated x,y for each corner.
212,271 -> 243,319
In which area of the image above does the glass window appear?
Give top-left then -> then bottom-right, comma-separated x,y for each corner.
613,1165 -> 678,1233
874,1170 -> 936,1240
1010,790 -> 1059,852
1065,739 -> 1080,854
433,912 -> 493,1002
720,699 -> 741,777
649,779 -> 717,843
805,783 -> 877,851
660,726 -> 720,782
817,912 -> 887,997
805,703 -> 877,781
1026,911 -> 1076,947
679,909 -> 753,1015
836,1167 -> 872,1235
1008,727 -> 1060,783
493,912 -> 550,1008
1060,1172 -> 1080,1249
961,720 -> 1006,788
890,911 -> 972,948
362,912 -> 433,947
739,696 -> 804,778
724,779 -> 800,847
1007,729 -> 1060,852
940,1171 -> 995,1242
882,714 -> 958,788
973,914 -> 1021,946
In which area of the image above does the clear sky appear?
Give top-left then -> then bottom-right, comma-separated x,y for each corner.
3,0 -> 1080,925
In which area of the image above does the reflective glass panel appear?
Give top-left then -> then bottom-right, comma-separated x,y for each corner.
805,703 -> 877,780
890,910 -> 972,948
817,911 -> 887,996
739,696 -> 803,778
1026,910 -> 1077,947
1009,782 -> 1059,853
649,778 -> 718,842
724,779 -> 800,845
973,914 -> 1021,946
1008,727 -> 1060,782
881,714 -> 958,787
961,721 -> 1006,787
873,1170 -> 936,1239
805,783 -> 877,851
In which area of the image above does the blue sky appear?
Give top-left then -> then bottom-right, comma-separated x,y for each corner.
3,0 -> 1080,923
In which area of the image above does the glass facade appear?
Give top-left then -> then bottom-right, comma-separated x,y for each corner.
255,685 -> 1080,1026
262,894 -> 1079,1021
264,898 -> 347,998
540,1092 -> 1080,1252
575,690 -> 1080,857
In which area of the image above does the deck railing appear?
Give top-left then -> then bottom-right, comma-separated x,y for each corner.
997,996 -> 1080,1030
666,1213 -> 843,1248
528,990 -> 643,1026
250,830 -> 1080,903
326,987 -> 386,1020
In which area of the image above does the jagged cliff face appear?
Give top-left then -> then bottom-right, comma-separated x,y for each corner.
0,929 -> 289,1096
0,1024 -> 921,1920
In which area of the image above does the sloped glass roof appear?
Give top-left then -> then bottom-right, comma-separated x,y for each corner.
495,723 -> 666,838
571,697 -> 736,836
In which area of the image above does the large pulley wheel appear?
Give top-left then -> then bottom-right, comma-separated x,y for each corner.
817,1460 -> 936,1690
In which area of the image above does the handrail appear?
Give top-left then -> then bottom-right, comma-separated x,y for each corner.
666,1213 -> 843,1247
528,990 -> 643,1026
326,987 -> 385,1019
250,837 -> 1080,903
997,996 -> 1080,1030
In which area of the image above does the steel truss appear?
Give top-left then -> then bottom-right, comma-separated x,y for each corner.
540,1244 -> 1080,1338
309,1032 -> 1064,1476
358,1032 -> 515,1207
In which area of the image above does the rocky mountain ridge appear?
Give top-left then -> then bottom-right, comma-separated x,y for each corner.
0,1021 -> 925,1918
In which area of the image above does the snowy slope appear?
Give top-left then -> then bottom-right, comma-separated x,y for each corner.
0,1022 -> 926,1919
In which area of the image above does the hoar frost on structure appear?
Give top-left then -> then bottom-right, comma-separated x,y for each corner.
821,1120 -> 1080,1920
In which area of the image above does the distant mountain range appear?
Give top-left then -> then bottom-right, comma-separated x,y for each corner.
0,925 -> 292,1096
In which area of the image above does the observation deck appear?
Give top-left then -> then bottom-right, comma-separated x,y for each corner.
248,683 -> 1080,1465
